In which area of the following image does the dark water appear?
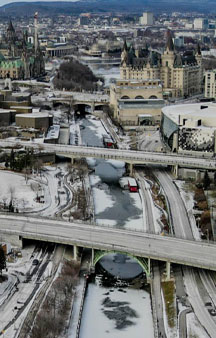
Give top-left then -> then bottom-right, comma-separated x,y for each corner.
98,253 -> 143,279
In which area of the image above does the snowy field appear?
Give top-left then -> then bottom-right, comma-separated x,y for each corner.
79,282 -> 154,338
0,171 -> 47,212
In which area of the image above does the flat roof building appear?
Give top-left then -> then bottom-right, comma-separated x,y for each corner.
161,103 -> 216,156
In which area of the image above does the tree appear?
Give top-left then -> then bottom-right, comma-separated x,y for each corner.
0,246 -> 6,276
203,171 -> 211,190
10,148 -> 15,170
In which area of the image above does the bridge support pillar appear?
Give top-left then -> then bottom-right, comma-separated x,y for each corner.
129,162 -> 133,176
91,248 -> 94,266
196,170 -> 201,182
148,257 -> 151,274
166,261 -> 171,280
146,258 -> 151,283
173,165 -> 178,178
73,244 -> 78,261
71,157 -> 74,165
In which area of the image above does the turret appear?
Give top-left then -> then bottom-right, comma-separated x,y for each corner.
6,20 -> 16,43
121,39 -> 129,66
165,30 -> 174,53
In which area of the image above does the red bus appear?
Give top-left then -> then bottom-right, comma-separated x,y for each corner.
128,178 -> 138,192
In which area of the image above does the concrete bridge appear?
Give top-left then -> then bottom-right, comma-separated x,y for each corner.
1,214 -> 216,279
51,92 -> 109,112
0,140 -> 215,174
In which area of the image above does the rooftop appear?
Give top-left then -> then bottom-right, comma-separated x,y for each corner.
162,103 -> 216,124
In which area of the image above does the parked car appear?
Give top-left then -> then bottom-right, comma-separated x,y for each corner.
32,259 -> 39,265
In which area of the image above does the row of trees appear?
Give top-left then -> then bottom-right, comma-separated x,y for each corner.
5,148 -> 43,175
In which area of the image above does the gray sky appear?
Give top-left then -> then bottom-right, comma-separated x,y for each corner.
1,0 -> 78,6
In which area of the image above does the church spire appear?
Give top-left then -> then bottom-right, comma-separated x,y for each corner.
166,30 -> 174,52
123,39 -> 128,52
7,20 -> 16,43
196,43 -> 201,56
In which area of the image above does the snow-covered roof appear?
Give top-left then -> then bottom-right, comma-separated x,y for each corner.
45,124 -> 60,139
16,113 -> 50,118
162,103 -> 216,124
0,109 -> 15,114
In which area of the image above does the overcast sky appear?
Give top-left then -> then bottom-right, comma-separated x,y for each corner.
1,0 -> 79,6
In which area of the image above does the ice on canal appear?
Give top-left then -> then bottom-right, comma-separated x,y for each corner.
79,282 -> 154,338
90,173 -> 144,231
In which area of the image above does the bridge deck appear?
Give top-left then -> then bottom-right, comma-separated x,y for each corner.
0,214 -> 215,271
0,140 -> 215,170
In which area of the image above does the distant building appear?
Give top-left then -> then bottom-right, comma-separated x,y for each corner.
140,12 -> 154,26
110,79 -> 164,125
78,16 -> 89,26
204,69 -> 216,99
194,18 -> 209,30
120,31 -> 203,98
0,14 -> 45,80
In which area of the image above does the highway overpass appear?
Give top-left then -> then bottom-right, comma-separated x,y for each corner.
0,214 -> 216,273
0,140 -> 216,172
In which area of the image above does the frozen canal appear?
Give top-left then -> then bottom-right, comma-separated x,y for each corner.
75,114 -> 154,338
79,282 -> 154,338
77,114 -> 144,230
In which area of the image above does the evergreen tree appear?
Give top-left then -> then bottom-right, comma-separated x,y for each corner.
0,246 -> 6,275
203,171 -> 211,190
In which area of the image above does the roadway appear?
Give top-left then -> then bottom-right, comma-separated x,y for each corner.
0,140 -> 215,170
1,214 -> 216,272
155,169 -> 216,337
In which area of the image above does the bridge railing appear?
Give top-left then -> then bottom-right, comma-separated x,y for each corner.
0,212 -> 215,246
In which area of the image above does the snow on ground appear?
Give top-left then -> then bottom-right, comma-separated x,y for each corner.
0,275 -> 17,307
0,171 -> 48,212
79,282 -> 154,338
40,164 -> 69,217
187,312 -> 210,338
0,245 -> 45,337
174,180 -> 200,240
145,179 -> 163,234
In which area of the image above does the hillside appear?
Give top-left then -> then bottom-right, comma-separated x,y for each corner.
0,0 -> 214,17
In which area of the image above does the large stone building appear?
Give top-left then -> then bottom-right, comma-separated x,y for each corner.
120,31 -> 203,98
110,79 -> 164,125
0,14 -> 45,80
